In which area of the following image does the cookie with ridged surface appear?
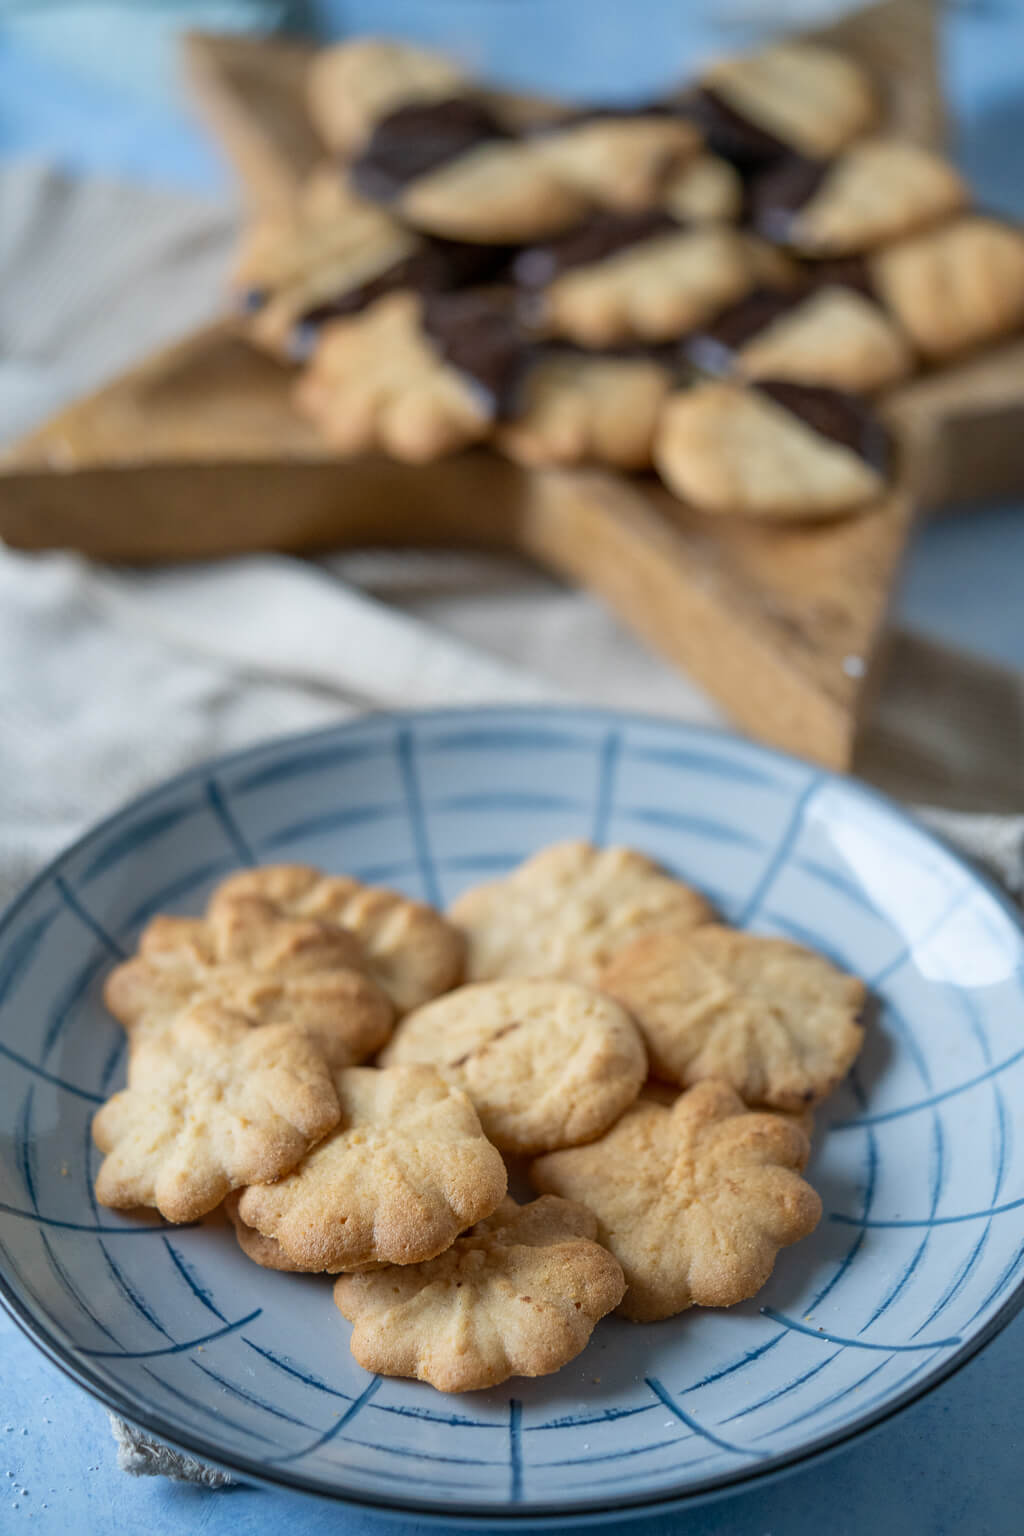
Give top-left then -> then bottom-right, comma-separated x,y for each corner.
380,978 -> 647,1155
334,1195 -> 625,1391
237,1065 -> 506,1271
531,1080 -> 820,1321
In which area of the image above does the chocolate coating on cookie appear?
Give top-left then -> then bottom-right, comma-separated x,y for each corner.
301,238 -> 513,328
352,97 -> 510,203
801,254 -> 877,299
685,288 -> 803,373
756,379 -> 891,474
747,154 -> 830,242
421,288 -> 533,416
684,86 -> 788,170
513,210 -> 680,288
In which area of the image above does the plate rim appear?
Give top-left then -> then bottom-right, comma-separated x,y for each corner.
1,703 -> 1022,1525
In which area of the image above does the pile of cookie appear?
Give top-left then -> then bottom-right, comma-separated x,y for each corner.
235,34 -> 1024,522
93,842 -> 866,1393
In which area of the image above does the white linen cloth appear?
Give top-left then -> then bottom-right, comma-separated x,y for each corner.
1,157 -> 1022,1487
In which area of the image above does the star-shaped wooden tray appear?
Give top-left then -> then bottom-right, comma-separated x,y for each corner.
3,0 -> 1023,769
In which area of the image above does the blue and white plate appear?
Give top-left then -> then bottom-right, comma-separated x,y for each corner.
2,707 -> 1023,1526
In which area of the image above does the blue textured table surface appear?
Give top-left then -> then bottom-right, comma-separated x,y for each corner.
1,5 -> 1023,1532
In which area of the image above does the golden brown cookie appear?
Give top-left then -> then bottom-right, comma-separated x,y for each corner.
600,923 -> 865,1109
306,38 -> 467,155
496,350 -> 672,469
663,152 -> 744,224
531,1080 -> 821,1321
750,139 -> 968,257
689,285 -> 914,393
516,213 -> 753,345
449,839 -> 713,986
104,901 -> 393,1069
530,114 -> 701,210
92,1003 -> 341,1222
211,863 -> 464,1014
380,979 -> 647,1155
237,1065 -> 506,1270
697,42 -> 876,160
639,1078 -> 815,1167
224,1191 -> 311,1272
238,211 -> 421,358
334,1195 -> 626,1391
654,378 -> 890,520
295,291 -> 497,462
352,96 -> 590,244
869,215 -> 1024,360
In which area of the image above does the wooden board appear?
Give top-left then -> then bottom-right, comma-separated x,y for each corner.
0,322 -> 915,771
2,0 -> 1020,772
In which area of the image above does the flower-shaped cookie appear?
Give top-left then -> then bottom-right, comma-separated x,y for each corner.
601,924 -> 865,1110
92,1003 -> 340,1222
104,897 -> 393,1069
654,379 -> 890,520
306,38 -> 468,156
380,979 -> 647,1155
694,41 -> 876,162
211,863 -> 465,1013
515,214 -> 753,346
749,138 -> 967,257
449,839 -> 713,986
531,1080 -> 821,1321
497,351 -> 672,469
237,1065 -> 507,1270
869,215 -> 1024,361
530,115 -> 701,211
688,284 -> 914,394
334,1195 -> 626,1391
295,291 -> 498,462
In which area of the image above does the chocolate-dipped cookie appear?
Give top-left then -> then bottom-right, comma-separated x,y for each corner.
654,377 -> 891,520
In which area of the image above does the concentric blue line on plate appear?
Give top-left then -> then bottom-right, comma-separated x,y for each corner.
259,802 -> 404,852
53,874 -> 126,958
679,1330 -> 785,1395
269,1374 -> 382,1464
193,1357 -> 318,1430
646,1377 -> 765,1458
434,792 -> 586,816
860,1117 -> 945,1332
737,775 -> 822,926
229,737 -> 390,796
80,1309 -> 261,1359
754,1356 -> 891,1441
623,742 -> 776,788
616,804 -> 762,849
719,1349 -> 843,1425
140,1362 -> 283,1450
119,857 -> 240,935
832,1043 -> 1024,1128
162,1238 -> 226,1323
761,1310 -> 960,1351
0,1201 -> 190,1233
243,1338 -> 354,1404
0,910 -> 57,1006
835,1195 -> 1024,1228
40,951 -> 108,1060
78,802 -> 203,886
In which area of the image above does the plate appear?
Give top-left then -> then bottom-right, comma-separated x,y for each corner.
2,706 -> 1023,1526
